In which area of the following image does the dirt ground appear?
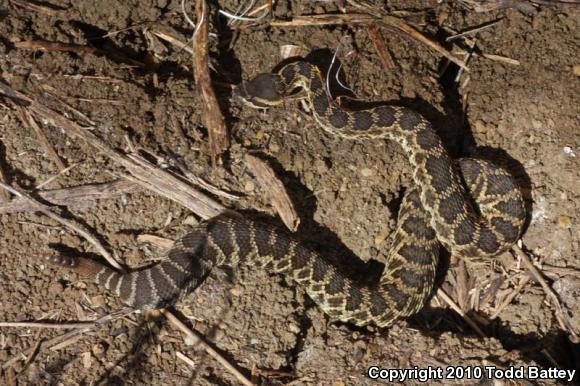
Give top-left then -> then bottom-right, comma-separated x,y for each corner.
0,0 -> 578,385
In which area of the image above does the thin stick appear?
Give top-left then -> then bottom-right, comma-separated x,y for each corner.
151,31 -> 194,55
176,351 -> 197,369
18,107 -> 66,171
2,308 -> 135,370
0,155 -> 10,203
436,288 -> 486,338
511,245 -> 579,342
161,309 -> 255,386
367,24 -> 395,70
35,162 -> 79,189
0,321 -> 94,329
0,179 -> 139,214
445,18 -> 504,41
480,53 -> 520,66
192,0 -> 230,166
270,13 -> 468,71
0,81 -> 226,219
0,181 -> 122,270
245,154 -> 299,231
9,0 -> 61,14
490,275 -> 530,319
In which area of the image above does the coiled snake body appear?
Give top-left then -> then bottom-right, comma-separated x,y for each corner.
45,61 -> 525,327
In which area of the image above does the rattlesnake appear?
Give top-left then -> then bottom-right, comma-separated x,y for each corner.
44,60 -> 526,327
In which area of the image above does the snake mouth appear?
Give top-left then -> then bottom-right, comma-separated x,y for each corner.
234,73 -> 285,109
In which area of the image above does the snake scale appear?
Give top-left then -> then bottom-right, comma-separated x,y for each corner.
44,60 -> 526,327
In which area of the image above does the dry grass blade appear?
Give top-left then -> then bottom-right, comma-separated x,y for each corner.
490,275 -> 530,319
2,308 -> 135,370
511,245 -> 579,343
436,288 -> 486,338
123,152 -> 226,219
192,0 -> 230,166
0,181 -> 122,270
480,53 -> 520,66
270,14 -> 468,71
0,179 -> 139,214
0,157 -> 10,202
445,18 -> 504,42
245,154 -> 300,232
17,107 -> 66,171
9,0 -> 63,14
0,321 -> 94,329
0,81 -> 226,220
161,309 -> 255,386
367,24 -> 395,70
151,31 -> 194,55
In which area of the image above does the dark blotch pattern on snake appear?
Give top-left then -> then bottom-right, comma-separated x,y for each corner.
43,61 -> 526,328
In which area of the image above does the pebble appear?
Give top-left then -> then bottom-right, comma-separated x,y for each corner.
90,295 -> 106,307
288,322 -> 301,334
230,286 -> 243,297
360,168 -> 374,177
314,159 -> 328,173
558,215 -> 572,229
92,342 -> 107,358
374,230 -> 390,246
244,181 -> 255,192
269,142 -> 280,153
183,215 -> 199,226
473,120 -> 487,134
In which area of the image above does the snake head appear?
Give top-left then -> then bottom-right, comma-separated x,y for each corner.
234,73 -> 286,109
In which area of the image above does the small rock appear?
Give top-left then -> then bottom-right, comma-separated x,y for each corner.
269,142 -> 280,153
574,65 -> 580,76
552,276 -> 580,308
374,230 -> 390,246
90,295 -> 106,307
558,215 -> 572,229
473,120 -> 487,134
92,342 -> 107,358
314,159 -> 328,173
82,352 -> 92,369
183,215 -> 199,226
244,181 -> 255,192
230,286 -> 243,297
360,168 -> 374,177
183,334 -> 199,346
288,322 -> 301,334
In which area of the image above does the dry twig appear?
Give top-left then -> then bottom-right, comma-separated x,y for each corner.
511,245 -> 579,342
367,24 -> 395,70
17,107 -> 66,171
0,179 -> 139,214
0,81 -> 226,220
0,321 -> 94,329
0,181 -> 122,270
192,0 -> 230,166
490,275 -> 530,319
161,309 -> 255,386
245,154 -> 299,231
9,0 -> 63,14
436,288 -> 486,338
270,13 -> 468,71
2,308 -> 135,370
